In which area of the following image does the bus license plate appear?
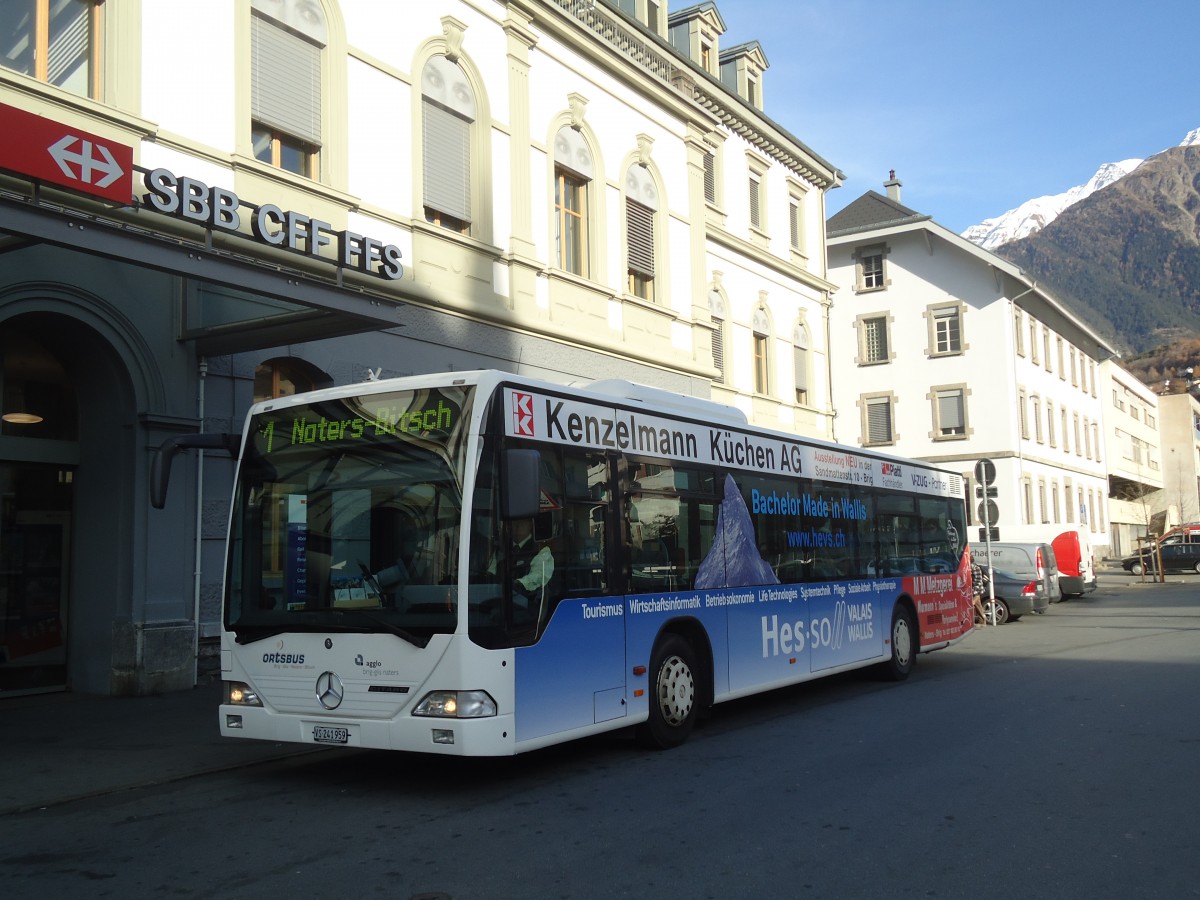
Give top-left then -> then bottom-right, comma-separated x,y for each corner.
312,725 -> 350,745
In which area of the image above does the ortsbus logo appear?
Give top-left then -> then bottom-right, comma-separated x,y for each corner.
511,391 -> 535,436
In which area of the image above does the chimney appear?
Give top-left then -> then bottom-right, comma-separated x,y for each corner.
884,170 -> 902,203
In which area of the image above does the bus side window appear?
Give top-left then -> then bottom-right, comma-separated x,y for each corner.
559,452 -> 608,596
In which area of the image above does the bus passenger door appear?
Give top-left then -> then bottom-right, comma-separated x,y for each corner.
513,451 -> 627,743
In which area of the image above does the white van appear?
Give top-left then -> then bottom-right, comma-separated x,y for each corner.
1051,528 -> 1097,597
969,541 -> 1062,603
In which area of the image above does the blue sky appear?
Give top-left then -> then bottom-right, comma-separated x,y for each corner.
714,0 -> 1199,234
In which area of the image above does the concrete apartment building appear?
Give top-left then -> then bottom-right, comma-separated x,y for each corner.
1156,392 -> 1200,527
0,0 -> 842,695
824,177 -> 1116,555
1101,360 -> 1165,557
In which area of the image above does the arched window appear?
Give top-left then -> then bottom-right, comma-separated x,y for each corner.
553,126 -> 595,277
253,357 -> 330,404
624,165 -> 659,301
709,287 -> 727,385
752,307 -> 771,395
250,0 -> 328,178
421,55 -> 476,234
793,321 -> 810,406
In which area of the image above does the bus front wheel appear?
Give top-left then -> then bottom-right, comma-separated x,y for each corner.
879,603 -> 917,682
637,634 -> 699,750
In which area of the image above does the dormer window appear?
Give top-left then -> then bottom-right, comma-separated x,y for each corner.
667,4 -> 726,73
719,41 -> 768,109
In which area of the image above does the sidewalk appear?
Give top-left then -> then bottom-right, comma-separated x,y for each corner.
1,679 -> 318,814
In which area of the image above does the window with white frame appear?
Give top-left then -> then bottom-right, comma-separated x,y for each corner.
929,304 -> 964,356
856,246 -> 887,292
1047,400 -> 1056,447
1018,388 -> 1029,439
251,1 -> 327,177
1015,310 -> 1026,356
1032,395 -> 1043,443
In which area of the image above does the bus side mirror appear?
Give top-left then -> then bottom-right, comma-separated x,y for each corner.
150,433 -> 240,509
501,449 -> 541,520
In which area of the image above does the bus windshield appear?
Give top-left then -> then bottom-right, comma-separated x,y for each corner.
225,385 -> 474,647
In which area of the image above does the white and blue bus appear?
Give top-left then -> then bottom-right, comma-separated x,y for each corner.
153,370 -> 972,755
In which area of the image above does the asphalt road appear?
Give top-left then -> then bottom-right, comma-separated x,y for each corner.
2,573 -> 1198,899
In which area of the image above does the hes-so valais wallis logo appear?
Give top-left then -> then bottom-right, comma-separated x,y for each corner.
512,391 -> 535,436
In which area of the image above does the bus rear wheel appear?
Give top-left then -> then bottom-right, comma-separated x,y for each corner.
637,634 -> 698,750
879,603 -> 917,681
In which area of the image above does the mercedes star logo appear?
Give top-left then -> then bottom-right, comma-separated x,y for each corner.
315,671 -> 344,710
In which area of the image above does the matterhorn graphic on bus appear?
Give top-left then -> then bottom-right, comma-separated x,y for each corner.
696,474 -> 780,589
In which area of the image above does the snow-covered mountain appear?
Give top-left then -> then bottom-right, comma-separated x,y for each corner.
962,128 -> 1200,251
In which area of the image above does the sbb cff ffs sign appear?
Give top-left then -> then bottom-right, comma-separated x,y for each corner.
0,102 -> 133,203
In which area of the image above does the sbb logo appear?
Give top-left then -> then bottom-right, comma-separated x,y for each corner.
512,392 -> 535,436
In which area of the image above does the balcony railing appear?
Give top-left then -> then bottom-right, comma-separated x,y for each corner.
549,0 -> 684,89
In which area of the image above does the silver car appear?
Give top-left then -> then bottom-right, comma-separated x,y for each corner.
980,567 -> 1052,625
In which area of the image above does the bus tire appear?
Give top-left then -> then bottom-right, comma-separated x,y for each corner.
879,602 -> 917,682
637,634 -> 699,750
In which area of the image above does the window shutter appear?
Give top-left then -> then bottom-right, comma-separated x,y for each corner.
703,152 -> 716,203
47,2 -> 89,88
252,16 -> 322,146
794,346 -> 808,391
867,398 -> 892,443
423,100 -> 472,223
626,199 -> 655,277
748,174 -> 761,228
939,391 -> 964,431
789,201 -> 799,249
711,322 -> 725,384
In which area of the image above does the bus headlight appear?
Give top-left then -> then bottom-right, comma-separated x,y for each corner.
225,681 -> 262,707
413,690 -> 497,718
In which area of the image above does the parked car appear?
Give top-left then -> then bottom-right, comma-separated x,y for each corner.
1121,529 -> 1200,575
970,541 -> 1062,603
981,567 -> 1052,624
1051,528 -> 1097,597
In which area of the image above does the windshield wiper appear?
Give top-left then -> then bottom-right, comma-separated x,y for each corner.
231,613 -> 429,648
233,625 -> 290,645
346,609 -> 429,649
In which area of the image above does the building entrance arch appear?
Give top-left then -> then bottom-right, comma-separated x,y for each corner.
1,309 -> 138,695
